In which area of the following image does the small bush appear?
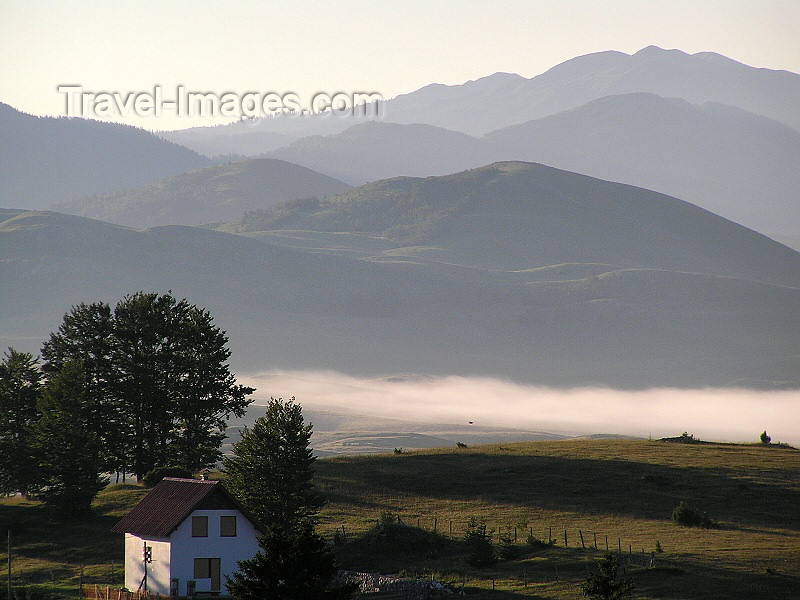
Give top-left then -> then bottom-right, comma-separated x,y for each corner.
580,552 -> 634,599
456,441 -> 467,448
1,586 -> 60,600
672,501 -> 718,528
379,511 -> 399,528
142,466 -> 194,487
464,517 -> 495,567
526,531 -> 554,550
497,526 -> 519,561
760,430 -> 771,444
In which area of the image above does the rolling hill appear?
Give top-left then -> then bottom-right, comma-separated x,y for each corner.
0,103 -> 212,210
241,95 -> 799,240
266,121 -> 497,185
51,158 -> 351,227
3,162 -> 799,389
483,93 -> 800,238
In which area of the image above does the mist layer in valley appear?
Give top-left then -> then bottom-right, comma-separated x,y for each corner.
229,370 -> 800,454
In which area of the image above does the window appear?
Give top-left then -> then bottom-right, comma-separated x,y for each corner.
194,558 -> 210,579
191,515 -> 208,537
220,515 -> 237,537
194,558 -> 221,592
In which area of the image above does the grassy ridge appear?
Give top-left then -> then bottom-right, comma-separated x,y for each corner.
1,439 -> 798,598
313,439 -> 800,598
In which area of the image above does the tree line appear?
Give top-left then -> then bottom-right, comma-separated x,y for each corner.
0,291 -> 254,513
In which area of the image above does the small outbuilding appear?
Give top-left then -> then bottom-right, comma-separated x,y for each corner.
111,477 -> 260,597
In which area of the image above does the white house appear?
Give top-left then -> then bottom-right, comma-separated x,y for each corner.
112,477 -> 260,597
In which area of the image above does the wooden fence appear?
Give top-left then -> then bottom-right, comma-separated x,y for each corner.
81,585 -> 168,600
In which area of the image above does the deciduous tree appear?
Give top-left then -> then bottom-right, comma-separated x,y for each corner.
41,292 -> 254,481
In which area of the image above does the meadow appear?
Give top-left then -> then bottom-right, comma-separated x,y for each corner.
2,438 -> 798,599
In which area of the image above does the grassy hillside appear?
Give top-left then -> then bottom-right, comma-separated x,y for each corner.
483,94 -> 800,239
315,439 -> 800,598
2,439 -> 798,598
225,161 -> 800,286
52,158 -> 351,228
4,160 -> 800,388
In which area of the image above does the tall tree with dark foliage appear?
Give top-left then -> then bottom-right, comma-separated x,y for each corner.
0,348 -> 42,496
41,292 -> 254,481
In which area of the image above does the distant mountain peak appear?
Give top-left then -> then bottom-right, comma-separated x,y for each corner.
633,45 -> 689,57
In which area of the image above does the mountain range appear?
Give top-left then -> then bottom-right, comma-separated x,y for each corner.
153,46 -> 800,240
3,46 -> 799,392
162,45 -> 800,154
3,162 -> 798,389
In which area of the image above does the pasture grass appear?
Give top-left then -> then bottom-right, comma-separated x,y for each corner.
1,439 -> 798,598
314,439 -> 800,598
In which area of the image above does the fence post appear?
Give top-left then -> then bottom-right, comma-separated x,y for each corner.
564,530 -> 568,546
605,535 -> 608,551
618,538 -> 622,554
434,518 -> 437,532
579,530 -> 585,549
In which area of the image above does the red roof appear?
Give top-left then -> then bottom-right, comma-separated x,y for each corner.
111,478 -> 258,537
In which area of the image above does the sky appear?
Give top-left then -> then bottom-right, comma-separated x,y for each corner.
2,1 -> 799,130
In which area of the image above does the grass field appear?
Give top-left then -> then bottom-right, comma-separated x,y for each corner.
2,439 -> 799,599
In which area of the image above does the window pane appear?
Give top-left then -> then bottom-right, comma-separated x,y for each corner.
194,558 -> 210,579
220,515 -> 237,537
192,515 -> 208,537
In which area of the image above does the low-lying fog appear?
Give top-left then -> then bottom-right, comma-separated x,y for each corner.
236,371 -> 800,447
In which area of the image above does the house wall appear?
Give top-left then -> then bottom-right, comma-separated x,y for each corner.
123,533 -> 171,596
169,509 -> 260,596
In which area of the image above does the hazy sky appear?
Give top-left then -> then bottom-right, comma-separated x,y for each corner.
2,1 -> 799,130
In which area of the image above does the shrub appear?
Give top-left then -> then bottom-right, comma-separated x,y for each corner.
526,531 -> 554,550
497,526 -> 519,561
580,552 -> 634,599
760,430 -> 771,444
142,466 -> 194,487
672,501 -> 718,528
464,517 -> 495,567
379,511 -> 399,528
0,586 -> 60,600
456,442 -> 467,448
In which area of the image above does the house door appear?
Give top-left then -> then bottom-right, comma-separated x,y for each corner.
209,558 -> 221,592
194,557 -> 222,592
